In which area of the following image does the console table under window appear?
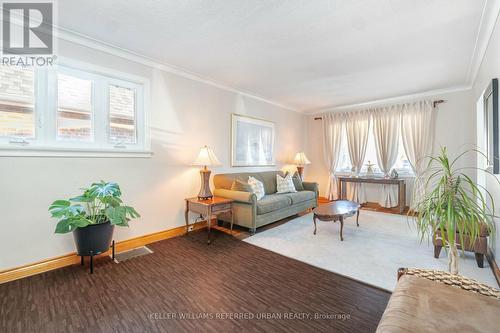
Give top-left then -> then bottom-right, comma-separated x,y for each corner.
337,176 -> 406,213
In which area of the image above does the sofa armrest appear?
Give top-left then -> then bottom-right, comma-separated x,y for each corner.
397,267 -> 500,299
213,189 -> 257,204
302,182 -> 319,195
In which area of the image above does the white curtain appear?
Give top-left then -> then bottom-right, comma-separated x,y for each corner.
372,106 -> 400,207
401,100 -> 436,208
345,110 -> 371,203
322,113 -> 344,200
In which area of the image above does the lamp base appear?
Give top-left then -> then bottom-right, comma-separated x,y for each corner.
198,168 -> 213,200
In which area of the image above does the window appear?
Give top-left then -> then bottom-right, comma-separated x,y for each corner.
336,122 -> 412,175
362,125 -> 379,173
57,73 -> 93,141
337,127 -> 350,171
0,62 -> 148,155
0,66 -> 35,139
393,135 -> 412,170
109,84 -> 136,144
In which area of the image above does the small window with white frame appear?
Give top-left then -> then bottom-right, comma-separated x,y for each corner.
57,72 -> 94,142
109,83 -> 137,145
0,61 -> 149,156
0,65 -> 36,141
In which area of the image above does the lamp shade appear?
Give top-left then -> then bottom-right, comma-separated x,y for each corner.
293,152 -> 311,166
193,145 -> 222,167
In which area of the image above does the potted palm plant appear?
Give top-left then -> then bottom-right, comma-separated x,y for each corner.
49,181 -> 140,259
412,147 -> 496,274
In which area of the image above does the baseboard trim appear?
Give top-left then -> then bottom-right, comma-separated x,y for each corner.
5,218 -> 497,287
0,221 -> 207,284
486,251 -> 500,287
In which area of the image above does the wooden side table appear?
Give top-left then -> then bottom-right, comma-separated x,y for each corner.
184,197 -> 234,244
337,176 -> 406,213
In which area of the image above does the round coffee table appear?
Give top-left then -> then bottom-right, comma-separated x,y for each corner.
312,200 -> 361,241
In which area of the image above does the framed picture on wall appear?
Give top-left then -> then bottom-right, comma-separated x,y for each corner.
484,78 -> 499,174
231,114 -> 275,167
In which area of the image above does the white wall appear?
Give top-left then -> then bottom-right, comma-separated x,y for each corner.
304,88 -> 476,203
0,39 -> 306,270
473,13 -> 500,259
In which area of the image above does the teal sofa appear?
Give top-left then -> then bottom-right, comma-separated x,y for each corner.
213,171 -> 318,233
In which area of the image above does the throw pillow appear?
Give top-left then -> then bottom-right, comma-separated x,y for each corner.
276,173 -> 297,194
248,176 -> 265,200
292,171 -> 304,191
231,179 -> 252,192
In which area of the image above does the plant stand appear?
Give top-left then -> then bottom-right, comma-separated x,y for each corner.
80,240 -> 115,274
433,227 -> 489,269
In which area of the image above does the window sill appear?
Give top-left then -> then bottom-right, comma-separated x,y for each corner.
0,146 -> 153,158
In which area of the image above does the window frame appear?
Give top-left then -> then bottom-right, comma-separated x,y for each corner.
0,58 -> 151,157
0,65 -> 38,143
334,122 -> 414,177
106,79 -> 141,147
54,67 -> 96,145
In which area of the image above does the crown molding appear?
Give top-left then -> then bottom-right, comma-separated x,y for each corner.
54,0 -> 500,117
467,0 -> 500,87
305,85 -> 472,115
305,0 -> 500,116
54,27 -> 301,113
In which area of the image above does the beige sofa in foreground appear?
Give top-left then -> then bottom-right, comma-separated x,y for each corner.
376,268 -> 500,333
213,171 -> 318,233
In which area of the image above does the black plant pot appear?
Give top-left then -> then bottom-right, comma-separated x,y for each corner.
73,221 -> 115,256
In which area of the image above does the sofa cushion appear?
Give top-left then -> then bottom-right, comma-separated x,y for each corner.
230,179 -> 252,192
213,171 -> 286,194
256,194 -> 292,215
286,190 -> 315,204
276,173 -> 297,194
248,176 -> 265,200
259,172 -> 280,194
292,172 -> 304,191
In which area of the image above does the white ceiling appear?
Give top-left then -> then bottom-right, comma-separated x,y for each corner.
58,0 -> 489,112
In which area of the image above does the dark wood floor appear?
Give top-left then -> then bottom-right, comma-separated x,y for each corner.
0,230 -> 390,333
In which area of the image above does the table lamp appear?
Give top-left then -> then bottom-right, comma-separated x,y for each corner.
293,152 -> 311,179
193,145 -> 222,200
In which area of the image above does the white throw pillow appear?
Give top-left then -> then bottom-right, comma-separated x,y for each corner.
276,173 -> 297,194
248,176 -> 265,200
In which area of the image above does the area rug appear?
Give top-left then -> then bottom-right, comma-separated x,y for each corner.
244,210 -> 498,291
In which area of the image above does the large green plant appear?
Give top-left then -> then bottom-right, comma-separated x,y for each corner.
412,147 -> 496,274
49,181 -> 140,234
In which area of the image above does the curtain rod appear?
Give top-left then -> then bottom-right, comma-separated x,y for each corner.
313,99 -> 446,120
